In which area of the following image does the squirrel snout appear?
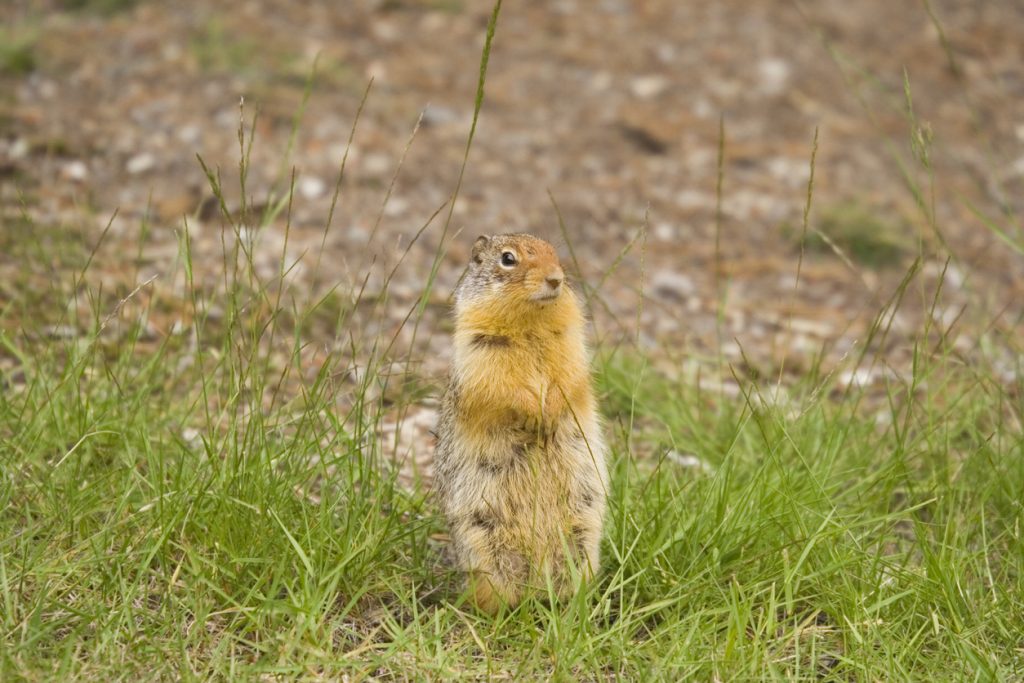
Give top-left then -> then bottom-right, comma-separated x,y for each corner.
545,269 -> 564,290
531,268 -> 565,302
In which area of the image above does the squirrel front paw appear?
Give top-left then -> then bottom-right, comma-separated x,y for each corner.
519,413 -> 557,442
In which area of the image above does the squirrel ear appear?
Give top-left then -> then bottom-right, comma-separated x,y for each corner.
471,235 -> 490,264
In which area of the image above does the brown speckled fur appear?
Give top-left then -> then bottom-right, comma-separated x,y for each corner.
434,234 -> 608,614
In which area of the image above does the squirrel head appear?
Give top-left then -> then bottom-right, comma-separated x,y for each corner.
454,233 -> 572,317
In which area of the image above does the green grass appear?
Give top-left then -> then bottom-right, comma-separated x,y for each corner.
189,18 -> 262,76
2,214 -> 1021,679
55,0 -> 141,16
2,2 -> 1023,680
784,199 -> 913,269
0,28 -> 38,76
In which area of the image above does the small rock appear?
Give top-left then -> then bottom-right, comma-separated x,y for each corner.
599,0 -> 629,14
383,196 -> 409,216
619,123 -> 669,154
676,189 -> 711,210
650,269 -> 695,301
156,193 -> 196,221
757,57 -> 791,96
691,97 -> 715,119
388,282 -> 415,301
298,175 -> 326,200
61,160 -> 88,182
366,59 -> 387,82
45,325 -> 77,339
653,222 -> 675,241
38,79 -> 58,99
589,70 -> 613,92
697,377 -> 741,397
630,74 -> 669,99
667,450 -> 714,473
181,427 -> 202,446
363,152 -> 391,176
942,264 -> 965,290
765,157 -> 810,187
371,18 -> 400,42
161,42 -> 183,61
126,153 -> 156,174
9,138 -> 29,160
788,318 -> 834,337
838,368 -> 877,389
177,124 -> 201,144
1010,155 -> 1024,177
422,104 -> 460,127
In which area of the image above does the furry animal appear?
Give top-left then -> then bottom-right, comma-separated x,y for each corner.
434,233 -> 608,614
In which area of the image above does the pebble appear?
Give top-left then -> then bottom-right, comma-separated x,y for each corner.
62,160 -> 88,182
126,153 -> 156,174
667,450 -> 714,473
383,196 -> 408,216
765,156 -> 810,187
371,18 -> 400,43
298,175 -> 326,200
757,57 -> 791,96
676,189 -> 711,210
653,222 -> 675,241
630,74 -> 669,99
362,152 -> 391,177
9,138 -> 29,160
787,318 -> 834,337
365,59 -> 387,82
589,70 -> 613,92
1010,155 -> 1024,177
691,97 -> 715,119
838,368 -> 878,389
650,269 -> 696,301
421,104 -> 460,127
45,324 -> 77,339
176,124 -> 201,144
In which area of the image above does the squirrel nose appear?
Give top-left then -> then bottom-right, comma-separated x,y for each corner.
546,271 -> 564,289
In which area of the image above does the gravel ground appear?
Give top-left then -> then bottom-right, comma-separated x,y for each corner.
2,0 -> 1023,393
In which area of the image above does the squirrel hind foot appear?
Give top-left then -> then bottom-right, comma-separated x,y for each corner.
468,571 -> 516,615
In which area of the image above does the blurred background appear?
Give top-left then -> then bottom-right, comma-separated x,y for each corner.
1,0 -> 1022,388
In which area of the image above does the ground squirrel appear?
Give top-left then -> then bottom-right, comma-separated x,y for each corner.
434,233 -> 608,614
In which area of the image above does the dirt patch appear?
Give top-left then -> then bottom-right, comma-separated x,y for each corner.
2,0 -> 1022,390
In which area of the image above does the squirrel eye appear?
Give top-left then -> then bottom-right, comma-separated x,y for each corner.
500,251 -> 517,267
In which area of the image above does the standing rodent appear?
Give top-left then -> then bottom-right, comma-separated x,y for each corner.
434,233 -> 608,614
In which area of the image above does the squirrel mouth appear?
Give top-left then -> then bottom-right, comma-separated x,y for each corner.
531,290 -> 561,303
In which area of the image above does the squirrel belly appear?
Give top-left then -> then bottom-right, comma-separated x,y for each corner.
434,234 -> 608,615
